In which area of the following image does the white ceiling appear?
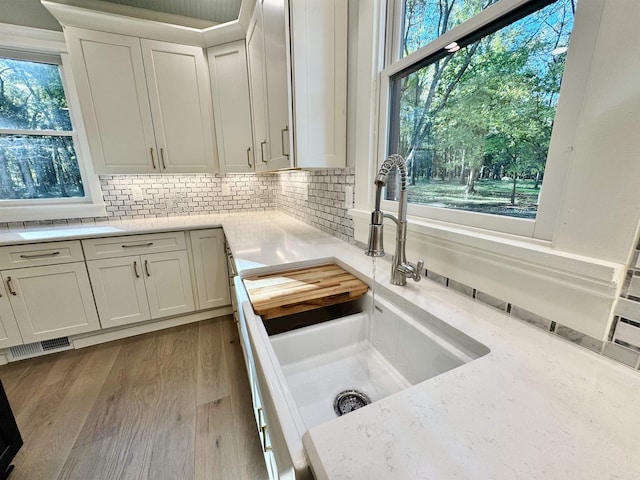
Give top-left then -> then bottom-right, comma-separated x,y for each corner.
98,0 -> 242,24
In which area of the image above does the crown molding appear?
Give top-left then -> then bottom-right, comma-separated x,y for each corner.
0,22 -> 67,53
42,0 -> 253,48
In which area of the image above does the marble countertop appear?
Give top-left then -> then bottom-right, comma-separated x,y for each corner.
2,212 -> 639,479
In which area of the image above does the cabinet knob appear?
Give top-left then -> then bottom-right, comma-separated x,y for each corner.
246,147 -> 252,168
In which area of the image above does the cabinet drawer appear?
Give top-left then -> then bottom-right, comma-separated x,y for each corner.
82,232 -> 186,259
0,241 -> 84,269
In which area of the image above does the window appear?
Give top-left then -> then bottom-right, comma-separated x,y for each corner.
0,52 -> 85,201
0,25 -> 104,223
383,0 -> 575,223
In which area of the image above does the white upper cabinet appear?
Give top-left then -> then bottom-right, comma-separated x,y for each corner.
246,8 -> 273,171
141,39 -> 216,173
246,1 -> 292,171
66,28 -> 216,174
245,0 -> 347,170
262,0 -> 292,167
290,0 -> 347,168
208,40 -> 255,173
66,29 -> 157,174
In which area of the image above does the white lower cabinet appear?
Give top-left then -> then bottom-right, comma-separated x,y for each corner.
86,256 -> 150,328
0,282 -> 22,349
143,251 -> 195,318
1,263 -> 100,344
189,229 -> 230,310
87,251 -> 195,329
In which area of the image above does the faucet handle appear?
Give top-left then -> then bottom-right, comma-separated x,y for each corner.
414,260 -> 424,282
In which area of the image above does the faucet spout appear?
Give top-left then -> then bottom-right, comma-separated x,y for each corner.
365,154 -> 423,286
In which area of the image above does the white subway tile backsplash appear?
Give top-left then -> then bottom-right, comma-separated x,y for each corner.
99,173 -> 276,219
628,276 -> 640,299
615,298 -> 640,324
602,341 -> 640,367
613,321 -> 640,350
510,305 -> 553,331
555,325 -> 603,353
274,168 -> 355,243
476,291 -> 508,311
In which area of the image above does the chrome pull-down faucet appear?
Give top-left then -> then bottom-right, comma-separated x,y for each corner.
365,154 -> 424,286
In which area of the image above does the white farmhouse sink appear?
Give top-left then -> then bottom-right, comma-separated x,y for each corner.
238,259 -> 489,480
270,292 -> 488,430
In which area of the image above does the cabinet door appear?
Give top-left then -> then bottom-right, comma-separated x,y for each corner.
247,8 -> 271,172
189,229 -> 231,310
208,41 -> 255,173
290,0 -> 347,168
86,256 -> 151,328
0,282 -> 22,349
141,40 -> 216,174
2,263 -> 101,344
263,0 -> 293,169
142,251 -> 195,319
65,28 -> 158,174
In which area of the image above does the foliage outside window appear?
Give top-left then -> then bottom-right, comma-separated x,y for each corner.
386,0 -> 575,219
0,54 -> 85,201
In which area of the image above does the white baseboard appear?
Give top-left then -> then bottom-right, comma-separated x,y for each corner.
72,306 -> 233,349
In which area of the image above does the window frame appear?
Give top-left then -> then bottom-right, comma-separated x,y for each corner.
0,24 -> 105,222
377,0 -> 577,238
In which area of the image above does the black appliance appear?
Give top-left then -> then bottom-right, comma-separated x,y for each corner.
0,380 -> 22,480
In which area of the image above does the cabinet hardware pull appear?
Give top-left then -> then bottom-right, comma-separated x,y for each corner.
160,147 -> 167,169
121,242 -> 154,248
260,140 -> 268,164
19,251 -> 60,259
281,125 -> 289,158
6,277 -> 16,296
150,147 -> 157,169
133,261 -> 140,278
227,255 -> 238,277
261,425 -> 271,452
144,259 -> 151,277
246,147 -> 252,168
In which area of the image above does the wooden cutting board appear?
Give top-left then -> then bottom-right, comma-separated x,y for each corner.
243,263 -> 368,320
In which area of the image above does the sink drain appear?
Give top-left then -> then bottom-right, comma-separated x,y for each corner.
333,389 -> 371,416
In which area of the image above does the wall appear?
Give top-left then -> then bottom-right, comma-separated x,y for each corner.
0,0 -> 62,31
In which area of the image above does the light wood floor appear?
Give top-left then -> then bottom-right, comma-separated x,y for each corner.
0,316 -> 268,480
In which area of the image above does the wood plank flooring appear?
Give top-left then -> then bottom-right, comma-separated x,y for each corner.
0,316 -> 268,480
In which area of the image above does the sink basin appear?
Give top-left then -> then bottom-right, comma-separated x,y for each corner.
270,292 -> 488,430
238,259 -> 490,480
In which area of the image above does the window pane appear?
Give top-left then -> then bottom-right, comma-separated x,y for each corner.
0,57 -> 72,131
0,135 -> 84,200
388,0 -> 574,219
402,0 -> 495,58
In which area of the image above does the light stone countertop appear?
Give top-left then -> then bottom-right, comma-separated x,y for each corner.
2,211 -> 639,479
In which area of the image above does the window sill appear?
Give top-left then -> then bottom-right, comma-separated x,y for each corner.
349,208 -> 624,339
1,202 -> 107,223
